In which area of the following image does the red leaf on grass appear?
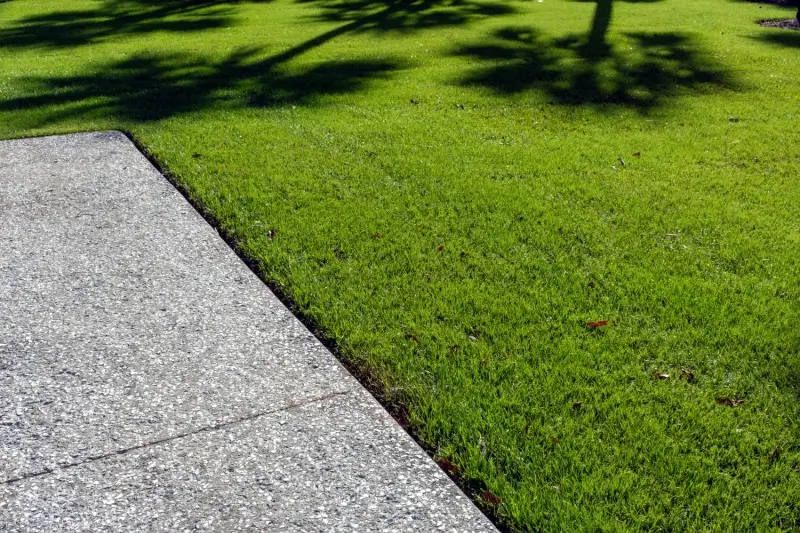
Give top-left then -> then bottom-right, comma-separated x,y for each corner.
437,457 -> 460,475
715,397 -> 744,407
586,320 -> 608,328
481,490 -> 502,505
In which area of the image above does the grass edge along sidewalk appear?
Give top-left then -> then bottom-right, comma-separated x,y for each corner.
1,0 -> 799,530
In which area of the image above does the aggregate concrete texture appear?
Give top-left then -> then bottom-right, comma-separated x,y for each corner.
0,131 -> 497,532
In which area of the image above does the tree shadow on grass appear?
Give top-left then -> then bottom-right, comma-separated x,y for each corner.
0,0 -> 516,51
452,26 -> 737,110
0,0 -> 272,49
567,0 -> 665,57
268,0 -> 518,73
0,0 -> 519,127
753,28 -> 800,47
0,48 -> 404,127
298,0 -> 518,34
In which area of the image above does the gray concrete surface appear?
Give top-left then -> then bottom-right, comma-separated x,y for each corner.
0,131 -> 497,532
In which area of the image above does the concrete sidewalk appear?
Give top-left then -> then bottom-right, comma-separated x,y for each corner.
0,132 -> 497,532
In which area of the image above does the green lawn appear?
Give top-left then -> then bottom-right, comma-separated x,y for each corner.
2,0 -> 799,530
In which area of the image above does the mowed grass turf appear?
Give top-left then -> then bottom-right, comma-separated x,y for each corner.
2,0 -> 800,530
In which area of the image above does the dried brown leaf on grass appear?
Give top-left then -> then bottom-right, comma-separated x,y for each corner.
481,490 -> 502,505
769,448 -> 781,464
715,397 -> 744,407
437,457 -> 460,475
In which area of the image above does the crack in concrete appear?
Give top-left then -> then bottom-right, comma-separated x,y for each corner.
2,390 -> 351,485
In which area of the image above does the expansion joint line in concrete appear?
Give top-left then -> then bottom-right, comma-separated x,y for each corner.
2,390 -> 351,486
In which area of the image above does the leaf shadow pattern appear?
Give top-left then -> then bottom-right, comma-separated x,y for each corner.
0,49 -> 404,127
273,0 -> 519,68
0,0 -> 519,127
297,0 -> 518,34
453,26 -> 738,110
0,0 -> 272,49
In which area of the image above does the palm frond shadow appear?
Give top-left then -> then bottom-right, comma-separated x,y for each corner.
0,49 -> 404,126
0,0 -> 276,49
453,26 -> 738,110
0,0 -> 520,127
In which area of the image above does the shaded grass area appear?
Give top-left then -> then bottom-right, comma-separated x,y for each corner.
1,0 -> 800,530
453,27 -> 734,109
